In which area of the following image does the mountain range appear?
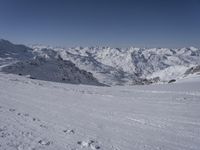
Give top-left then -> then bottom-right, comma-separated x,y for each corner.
0,39 -> 200,86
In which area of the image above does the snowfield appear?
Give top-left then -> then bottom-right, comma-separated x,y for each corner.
0,73 -> 200,150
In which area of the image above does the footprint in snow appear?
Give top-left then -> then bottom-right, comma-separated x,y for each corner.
17,112 -> 40,122
77,140 -> 100,149
0,130 -> 10,138
23,113 -> 29,117
32,117 -> 40,122
9,108 -> 16,112
39,124 -> 48,129
0,126 -> 7,132
20,131 -> 34,138
38,139 -> 52,146
17,112 -> 21,116
16,112 -> 29,118
63,129 -> 75,135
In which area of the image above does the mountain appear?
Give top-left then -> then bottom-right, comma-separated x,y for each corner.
50,46 -> 200,84
184,65 -> 200,76
0,39 -> 104,86
1,39 -> 200,86
0,39 -> 33,59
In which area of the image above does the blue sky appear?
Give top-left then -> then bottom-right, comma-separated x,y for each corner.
0,0 -> 200,48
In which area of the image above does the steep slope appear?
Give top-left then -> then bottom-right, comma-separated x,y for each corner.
0,39 -> 33,60
60,47 -> 200,74
52,46 -> 200,84
184,65 -> 200,76
59,50 -> 141,85
0,39 -> 34,66
146,65 -> 190,81
0,40 -> 104,86
2,56 -> 103,86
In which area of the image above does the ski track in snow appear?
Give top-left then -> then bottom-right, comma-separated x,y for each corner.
0,73 -> 200,150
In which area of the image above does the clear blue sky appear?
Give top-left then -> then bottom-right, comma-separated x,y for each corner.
0,0 -> 200,48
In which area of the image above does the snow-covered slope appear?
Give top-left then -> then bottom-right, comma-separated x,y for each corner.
30,45 -> 200,85
184,65 -> 200,76
1,39 -> 200,85
58,49 -> 141,85
2,56 -> 103,86
0,39 -> 33,67
0,72 -> 200,150
146,65 -> 189,81
50,46 -> 200,84
0,39 -> 33,59
0,40 -> 104,86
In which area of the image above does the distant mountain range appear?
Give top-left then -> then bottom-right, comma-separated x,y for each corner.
0,39 -> 200,86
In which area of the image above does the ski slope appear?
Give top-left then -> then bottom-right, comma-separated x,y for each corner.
0,73 -> 200,150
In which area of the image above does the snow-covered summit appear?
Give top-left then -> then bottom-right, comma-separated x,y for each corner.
52,46 -> 200,84
1,39 -> 200,85
0,40 -> 104,86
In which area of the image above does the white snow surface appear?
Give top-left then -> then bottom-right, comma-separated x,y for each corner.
146,65 -> 191,81
0,72 -> 200,150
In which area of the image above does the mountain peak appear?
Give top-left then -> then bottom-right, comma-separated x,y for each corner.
0,39 -> 200,86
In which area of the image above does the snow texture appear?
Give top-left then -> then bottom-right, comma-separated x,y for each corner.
0,73 -> 200,150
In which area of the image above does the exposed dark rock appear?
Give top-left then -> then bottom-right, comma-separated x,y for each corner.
168,79 -> 176,83
184,65 -> 200,75
140,77 -> 160,85
2,56 -> 105,86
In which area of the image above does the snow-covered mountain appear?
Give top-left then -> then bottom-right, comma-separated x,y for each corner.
0,40 -> 104,86
0,39 -> 33,59
1,40 -> 200,150
33,45 -> 200,85
1,39 -> 200,86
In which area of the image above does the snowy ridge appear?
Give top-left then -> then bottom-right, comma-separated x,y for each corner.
32,45 -> 200,84
1,39 -> 200,86
0,40 -> 104,86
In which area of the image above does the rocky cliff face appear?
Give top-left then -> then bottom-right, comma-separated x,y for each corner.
0,40 -> 104,86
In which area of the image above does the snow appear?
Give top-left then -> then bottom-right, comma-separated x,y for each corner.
0,72 -> 200,150
146,65 -> 191,81
2,39 -> 199,85
1,39 -> 200,149
36,46 -> 200,85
